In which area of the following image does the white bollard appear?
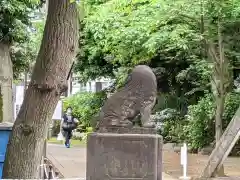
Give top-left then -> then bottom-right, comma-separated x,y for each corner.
179,143 -> 191,180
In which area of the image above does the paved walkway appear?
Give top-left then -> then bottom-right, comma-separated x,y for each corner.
47,143 -> 177,179
47,144 -> 86,178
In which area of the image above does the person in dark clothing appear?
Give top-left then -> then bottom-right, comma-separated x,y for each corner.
61,107 -> 78,148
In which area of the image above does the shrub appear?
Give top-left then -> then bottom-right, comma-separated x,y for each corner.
222,92 -> 240,128
52,120 -> 61,136
63,91 -> 107,130
153,93 -> 189,115
183,94 -> 215,150
153,108 -> 187,143
183,92 -> 240,150
152,93 -> 189,143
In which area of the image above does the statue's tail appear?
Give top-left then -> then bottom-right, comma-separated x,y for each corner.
93,112 -> 101,132
95,121 -> 100,131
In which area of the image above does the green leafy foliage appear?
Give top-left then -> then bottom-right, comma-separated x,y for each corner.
74,0 -> 240,149
161,117 -> 187,144
153,91 -> 240,148
63,91 -> 107,128
52,120 -> 61,136
76,0 -> 204,80
222,92 -> 240,128
183,94 -> 215,149
76,0 -> 239,87
0,0 -> 39,44
153,108 -> 187,143
11,20 -> 45,78
183,92 -> 240,150
0,0 -> 44,79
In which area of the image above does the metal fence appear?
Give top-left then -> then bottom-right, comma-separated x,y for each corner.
40,139 -> 64,179
39,158 -> 63,179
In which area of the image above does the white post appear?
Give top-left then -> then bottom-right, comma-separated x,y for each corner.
180,143 -> 191,180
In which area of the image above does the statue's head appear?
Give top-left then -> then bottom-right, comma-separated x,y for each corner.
124,65 -> 157,89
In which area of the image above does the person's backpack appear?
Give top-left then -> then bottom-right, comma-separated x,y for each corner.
62,114 -> 77,131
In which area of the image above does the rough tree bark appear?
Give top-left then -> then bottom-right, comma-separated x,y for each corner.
0,43 -> 14,123
213,96 -> 225,177
208,19 -> 232,177
3,0 -> 79,178
213,19 -> 228,177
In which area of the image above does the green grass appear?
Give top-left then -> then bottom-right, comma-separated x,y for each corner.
48,137 -> 86,146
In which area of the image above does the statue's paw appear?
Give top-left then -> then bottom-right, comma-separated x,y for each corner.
111,119 -> 119,126
119,120 -> 133,127
142,122 -> 155,128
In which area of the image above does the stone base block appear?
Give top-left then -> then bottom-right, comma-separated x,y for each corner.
97,127 -> 158,134
86,132 -> 162,180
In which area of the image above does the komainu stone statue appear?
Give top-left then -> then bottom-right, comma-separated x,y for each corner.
96,65 -> 157,131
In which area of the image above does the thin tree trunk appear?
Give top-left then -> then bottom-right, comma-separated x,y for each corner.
213,19 -> 227,177
215,19 -> 225,177
213,95 -> 226,177
0,43 -> 13,123
215,96 -> 225,143
3,0 -> 79,178
215,19 -> 225,145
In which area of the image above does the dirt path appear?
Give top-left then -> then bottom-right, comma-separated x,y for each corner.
163,150 -> 240,179
47,143 -> 240,179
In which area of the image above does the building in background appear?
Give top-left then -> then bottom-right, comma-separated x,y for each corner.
13,72 -> 113,120
69,74 -> 113,96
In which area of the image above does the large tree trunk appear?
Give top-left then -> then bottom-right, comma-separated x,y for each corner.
3,0 -> 79,178
0,43 -> 13,123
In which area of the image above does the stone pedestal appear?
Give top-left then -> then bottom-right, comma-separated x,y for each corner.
86,127 -> 162,180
